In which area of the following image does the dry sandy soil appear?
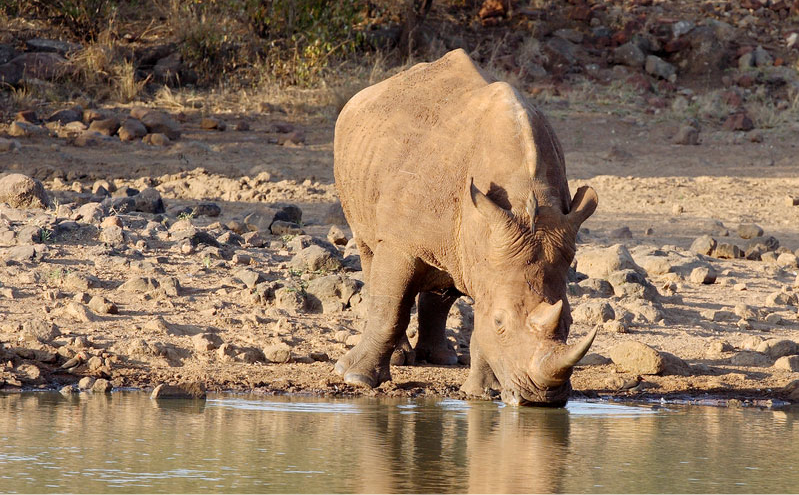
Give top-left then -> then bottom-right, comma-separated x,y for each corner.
2,88 -> 799,407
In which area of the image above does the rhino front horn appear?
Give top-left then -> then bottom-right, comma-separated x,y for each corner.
533,325 -> 599,389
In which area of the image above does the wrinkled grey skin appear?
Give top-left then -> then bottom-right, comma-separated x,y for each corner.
332,49 -> 598,406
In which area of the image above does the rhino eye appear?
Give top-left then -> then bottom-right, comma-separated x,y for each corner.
493,312 -> 506,333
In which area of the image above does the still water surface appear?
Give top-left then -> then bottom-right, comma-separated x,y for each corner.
1,392 -> 798,493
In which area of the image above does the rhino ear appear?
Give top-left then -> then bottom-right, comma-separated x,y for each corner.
528,299 -> 562,335
566,186 -> 598,229
469,178 -> 514,225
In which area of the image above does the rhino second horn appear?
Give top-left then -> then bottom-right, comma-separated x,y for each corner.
533,325 -> 598,388
528,299 -> 562,335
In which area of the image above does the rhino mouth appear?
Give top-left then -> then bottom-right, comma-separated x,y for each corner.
501,381 -> 572,407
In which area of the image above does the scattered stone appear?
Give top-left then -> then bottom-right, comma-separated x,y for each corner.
776,253 -> 798,268
88,117 -> 120,136
290,245 -> 342,272
305,274 -> 360,313
572,300 -> 615,324
264,342 -> 292,363
327,225 -> 348,246
78,376 -> 96,390
712,242 -> 741,259
0,137 -> 21,152
607,269 -> 659,300
729,351 -> 772,367
612,42 -> 646,68
765,291 -> 797,307
309,351 -> 329,362
783,196 -> 799,207
92,378 -> 112,394
707,341 -> 734,356
673,125 -> 700,145
64,302 -> 98,322
133,188 -> 165,214
577,353 -> 612,366
609,341 -> 665,375
723,112 -> 755,132
138,110 -> 181,140
756,339 -> 797,359
8,121 -> 48,138
192,203 -> 221,218
274,287 -> 306,312
234,268 -> 262,289
200,117 -> 226,131
118,118 -> 147,141
0,173 -> 49,209
660,352 -> 691,376
577,278 -> 615,298
737,223 -> 764,240
774,355 -> 799,372
574,244 -> 643,280
88,295 -> 118,314
143,133 -> 170,146
603,320 -> 628,334
645,55 -> 676,81
47,106 -> 83,125
192,333 -> 223,352
119,276 -> 160,292
151,382 -> 206,399
689,266 -> 717,285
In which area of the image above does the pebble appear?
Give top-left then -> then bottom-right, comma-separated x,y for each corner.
609,341 -> 665,375
737,223 -> 764,239
264,342 -> 292,363
192,333 -> 222,352
88,295 -> 118,314
690,235 -> 716,255
689,266 -> 716,284
572,300 -> 615,324
774,355 -> 799,372
603,320 -> 628,334
672,125 -> 699,145
78,376 -> 96,390
327,225 -> 348,246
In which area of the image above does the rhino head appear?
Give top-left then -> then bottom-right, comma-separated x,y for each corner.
464,180 -> 598,406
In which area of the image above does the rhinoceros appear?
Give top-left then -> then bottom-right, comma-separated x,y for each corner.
333,49 -> 598,406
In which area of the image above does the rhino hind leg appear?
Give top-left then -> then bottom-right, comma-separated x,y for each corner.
334,246 -> 417,388
414,290 -> 459,365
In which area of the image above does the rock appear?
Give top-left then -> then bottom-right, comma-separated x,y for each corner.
0,137 -> 21,152
756,339 -> 797,359
8,121 -> 48,137
47,105 -> 83,125
118,118 -> 147,141
577,352 -> 612,366
737,223 -> 764,239
603,320 -> 628,334
99,225 -> 126,247
88,117 -> 120,136
774,355 -> 799,372
660,352 -> 691,376
609,226 -> 633,239
707,341 -> 734,356
327,225 -> 348,246
143,133 -> 170,146
234,268 -> 262,289
151,382 -> 206,399
25,38 -> 81,55
577,278 -> 615,298
777,253 -> 798,268
192,333 -> 223,352
609,341 -> 665,375
133,188 -> 165,214
118,276 -> 160,292
752,45 -> 773,67
274,287 -> 305,312
729,351 -> 772,367
324,201 -> 348,225
270,220 -> 305,236
0,173 -> 49,209
572,300 -> 615,324
1,52 -> 72,83
192,203 -> 221,217
783,196 -> 799,207
672,124 -> 699,145
64,302 -> 98,322
290,245 -> 342,272
264,342 -> 292,363
689,266 -> 717,284
612,42 -> 646,68
6,244 -> 37,262
200,117 -> 226,131
88,295 -> 118,314
765,291 -> 797,307
574,244 -> 643,280
78,377 -> 96,390
305,274 -> 360,313
73,202 -> 105,224
734,303 -> 756,320
21,320 -> 60,343
723,112 -> 755,132
711,242 -> 741,259
607,269 -> 659,300
92,378 -> 112,394
139,110 -> 181,140
635,255 -> 672,276
645,55 -> 676,81
783,379 -> 799,402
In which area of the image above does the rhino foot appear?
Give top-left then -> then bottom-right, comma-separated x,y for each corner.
414,341 -> 458,365
390,334 -> 416,365
334,343 -> 391,388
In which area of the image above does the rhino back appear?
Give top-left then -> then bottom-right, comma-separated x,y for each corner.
334,49 -> 570,270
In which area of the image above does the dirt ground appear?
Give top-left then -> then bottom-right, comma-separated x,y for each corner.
2,84 -> 799,406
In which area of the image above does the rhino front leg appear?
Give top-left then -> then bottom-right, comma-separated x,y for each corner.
460,341 -> 500,399
334,247 -> 417,388
414,290 -> 459,365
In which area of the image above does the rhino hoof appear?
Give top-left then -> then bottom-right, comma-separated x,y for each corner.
343,372 -> 377,388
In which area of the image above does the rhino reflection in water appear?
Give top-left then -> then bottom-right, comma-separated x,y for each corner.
334,48 -> 598,406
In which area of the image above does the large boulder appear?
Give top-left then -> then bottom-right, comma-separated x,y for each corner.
0,174 -> 49,209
